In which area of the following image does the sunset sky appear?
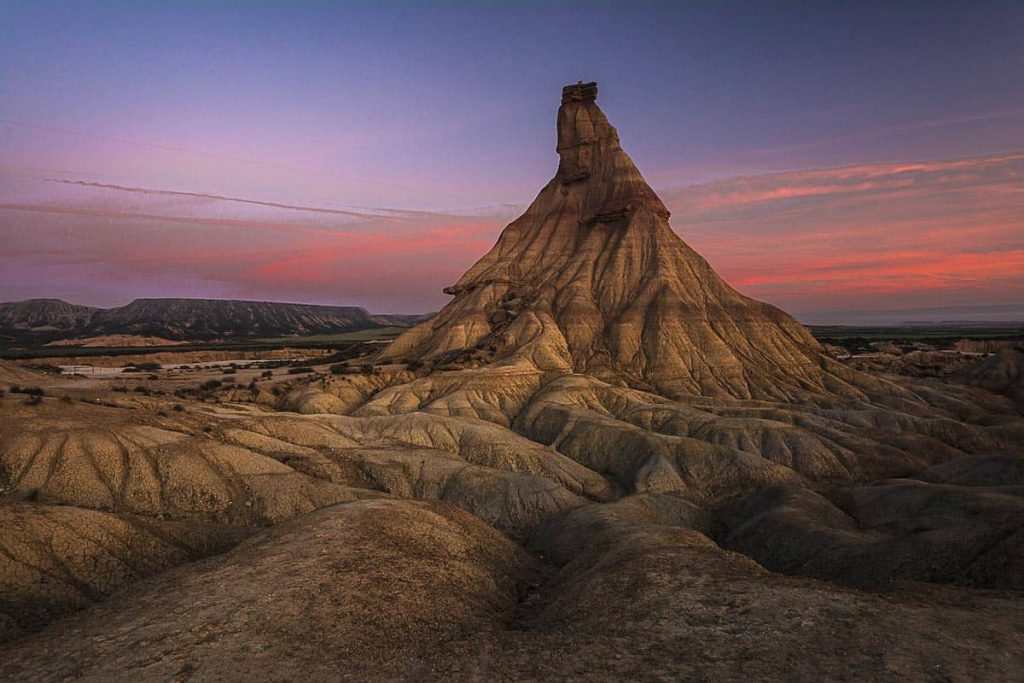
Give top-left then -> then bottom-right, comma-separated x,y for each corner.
1,0 -> 1022,322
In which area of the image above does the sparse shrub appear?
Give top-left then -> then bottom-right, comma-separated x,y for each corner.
28,364 -> 62,374
134,386 -> 151,395
404,358 -> 424,371
200,379 -> 223,391
202,425 -> 213,433
271,386 -> 282,396
261,370 -> 273,379
148,374 -> 159,380
113,386 -> 129,393
330,364 -> 357,375
172,403 -> 185,412
360,364 -> 375,374
24,394 -> 43,406
10,385 -> 45,397
287,367 -> 314,375
223,368 -> 237,375
61,394 -> 73,404
156,410 -> 168,417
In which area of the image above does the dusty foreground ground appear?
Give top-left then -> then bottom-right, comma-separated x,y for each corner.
0,355 -> 1022,681
3,497 -> 1023,682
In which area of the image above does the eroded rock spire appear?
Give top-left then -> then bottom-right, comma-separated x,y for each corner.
381,83 -> 857,401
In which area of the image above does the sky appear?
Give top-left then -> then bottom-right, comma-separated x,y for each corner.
1,0 -> 1022,321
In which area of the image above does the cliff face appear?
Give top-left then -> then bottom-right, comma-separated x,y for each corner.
0,298 -> 391,343
0,299 -> 98,331
85,298 -> 380,340
382,83 -> 839,400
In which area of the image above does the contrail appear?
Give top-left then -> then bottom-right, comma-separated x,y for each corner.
0,202 -> 363,239
45,179 -> 407,222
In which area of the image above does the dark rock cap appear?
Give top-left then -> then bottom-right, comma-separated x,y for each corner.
562,81 -> 598,104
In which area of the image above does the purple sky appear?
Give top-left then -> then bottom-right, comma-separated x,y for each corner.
1,1 -> 1022,320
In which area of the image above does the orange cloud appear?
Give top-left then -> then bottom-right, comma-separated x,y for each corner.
1,152 -> 1020,316
665,151 -> 1024,315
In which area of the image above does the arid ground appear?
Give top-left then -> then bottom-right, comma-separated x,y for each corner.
1,83 -> 1022,681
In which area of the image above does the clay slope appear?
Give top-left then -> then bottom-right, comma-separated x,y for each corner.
5,497 -> 1024,682
0,503 -> 246,643
956,348 -> 1024,404
382,82 -> 853,401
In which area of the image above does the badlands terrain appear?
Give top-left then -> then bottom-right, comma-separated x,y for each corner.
1,83 -> 1022,681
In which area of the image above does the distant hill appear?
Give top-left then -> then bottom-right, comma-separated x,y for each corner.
83,298 -> 383,340
372,312 -> 435,328
0,298 -> 99,331
0,297 -> 427,345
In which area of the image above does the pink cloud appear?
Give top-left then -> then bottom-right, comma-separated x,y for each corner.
666,151 -> 1024,315
1,151 -> 1021,317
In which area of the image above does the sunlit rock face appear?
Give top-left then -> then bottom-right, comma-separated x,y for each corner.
382,82 -> 865,401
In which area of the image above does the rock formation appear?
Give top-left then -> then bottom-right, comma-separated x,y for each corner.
956,348 -> 1024,405
2,84 -> 1022,680
381,82 -> 858,401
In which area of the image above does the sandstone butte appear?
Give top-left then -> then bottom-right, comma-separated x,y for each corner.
0,83 -> 1022,681
381,81 -> 856,402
